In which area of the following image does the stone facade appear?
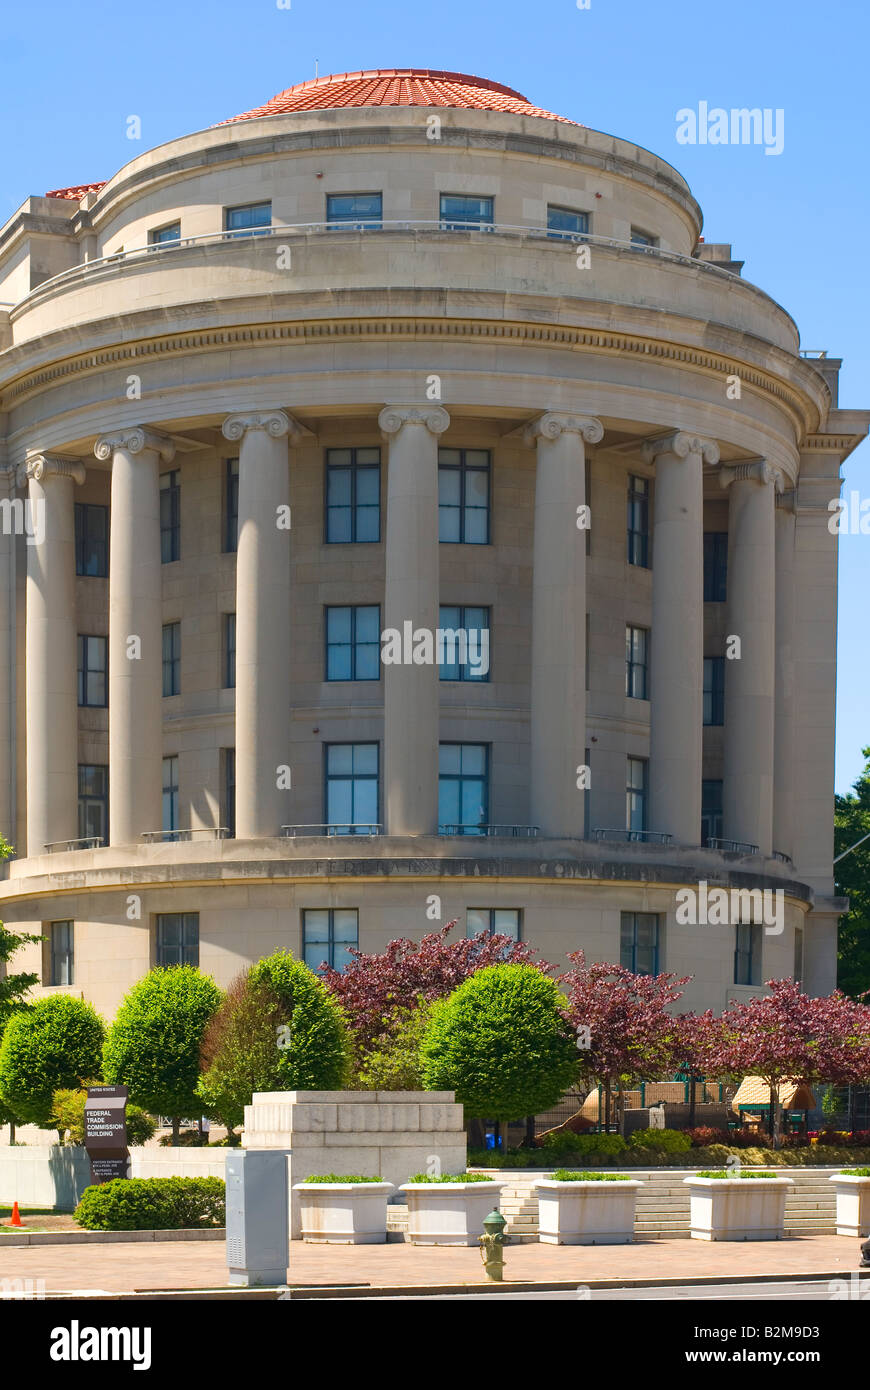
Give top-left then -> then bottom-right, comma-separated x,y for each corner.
0,71 -> 865,1018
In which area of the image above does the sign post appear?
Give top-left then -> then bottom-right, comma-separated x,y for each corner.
84,1085 -> 130,1184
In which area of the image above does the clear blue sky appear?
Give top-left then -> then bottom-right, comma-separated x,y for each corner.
1,0 -> 867,793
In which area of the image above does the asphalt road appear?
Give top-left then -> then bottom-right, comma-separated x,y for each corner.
296,1277 -> 869,1301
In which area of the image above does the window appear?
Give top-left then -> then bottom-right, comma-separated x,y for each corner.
734,922 -> 762,986
326,193 -> 383,229
222,748 -> 235,839
466,908 -> 521,940
156,913 -> 199,968
162,755 -> 179,834
625,626 -> 649,700
620,911 -> 660,975
162,622 -> 181,697
584,744 -> 592,835
77,635 -> 107,707
325,743 -> 379,831
325,606 -> 380,681
438,449 -> 490,544
50,922 -> 74,986
224,202 -> 271,237
627,475 -> 650,567
547,205 -> 589,239
794,926 -> 804,983
701,779 -> 723,846
439,743 -> 489,835
703,656 -> 725,726
630,229 -> 658,248
224,459 -> 240,552
704,532 -> 728,602
148,222 -> 180,246
78,764 -> 108,844
75,503 -> 108,577
325,448 -> 380,542
303,908 -> 358,972
159,470 -> 180,563
626,757 -> 648,833
223,614 -> 236,689
438,605 -> 490,682
440,194 -> 494,230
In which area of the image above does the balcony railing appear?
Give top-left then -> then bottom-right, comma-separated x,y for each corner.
772,850 -> 794,865
141,827 -> 230,844
439,824 -> 539,838
281,824 -> 382,837
705,836 -> 760,856
590,828 -> 673,845
44,836 -> 104,853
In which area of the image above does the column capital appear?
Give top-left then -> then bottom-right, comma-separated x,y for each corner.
642,431 -> 720,466
94,427 -> 176,463
378,405 -> 450,437
523,412 -> 603,447
718,458 -> 775,489
221,410 -> 304,444
16,453 -> 86,488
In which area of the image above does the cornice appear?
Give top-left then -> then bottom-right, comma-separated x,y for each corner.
0,313 -> 821,437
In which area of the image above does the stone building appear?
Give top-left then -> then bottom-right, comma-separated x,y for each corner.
0,68 -> 865,1018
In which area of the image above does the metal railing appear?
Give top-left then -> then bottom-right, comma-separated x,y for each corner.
280,823 -> 382,837
15,220 -> 749,309
141,827 -> 230,844
44,836 -> 104,852
772,850 -> 794,865
706,836 -> 760,855
439,824 -> 539,838
590,828 -> 673,845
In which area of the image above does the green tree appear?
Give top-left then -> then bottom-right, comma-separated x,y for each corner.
198,952 -> 351,1133
0,995 -> 105,1130
420,964 -> 579,1126
0,834 -> 43,1134
835,748 -> 870,998
102,966 -> 222,1143
355,1000 -> 434,1091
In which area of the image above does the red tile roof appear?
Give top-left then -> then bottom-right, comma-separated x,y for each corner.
46,183 -> 107,201
220,68 -> 577,125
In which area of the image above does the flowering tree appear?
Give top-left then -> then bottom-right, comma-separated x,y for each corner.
322,921 -> 553,1053
560,952 -> 690,1130
705,978 -> 870,1145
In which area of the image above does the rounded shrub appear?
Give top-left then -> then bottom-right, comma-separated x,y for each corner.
540,1131 -> 628,1158
74,1176 -> 225,1231
0,995 -> 105,1127
250,950 -> 351,1090
420,964 -> 579,1122
628,1127 -> 693,1154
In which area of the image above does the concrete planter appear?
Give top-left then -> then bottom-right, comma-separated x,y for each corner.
293,1181 -> 394,1244
535,1179 -> 643,1245
684,1175 -> 794,1241
400,1181 -> 504,1246
829,1174 -> 870,1238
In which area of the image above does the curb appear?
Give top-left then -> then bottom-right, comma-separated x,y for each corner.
0,1228 -> 224,1246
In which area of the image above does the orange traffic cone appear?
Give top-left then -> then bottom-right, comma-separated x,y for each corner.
10,1201 -> 23,1228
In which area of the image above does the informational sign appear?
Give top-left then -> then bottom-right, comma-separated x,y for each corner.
84,1085 -> 130,1185
649,1105 -> 666,1130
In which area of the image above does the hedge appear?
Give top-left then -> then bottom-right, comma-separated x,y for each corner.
74,1177 -> 225,1231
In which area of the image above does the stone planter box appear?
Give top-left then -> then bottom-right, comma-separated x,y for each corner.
535,1179 -> 643,1245
829,1174 -> 870,1238
684,1176 -> 794,1241
400,1181 -> 504,1246
293,1181 -> 394,1244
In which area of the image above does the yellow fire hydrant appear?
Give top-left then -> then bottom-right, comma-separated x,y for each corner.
478,1207 -> 508,1281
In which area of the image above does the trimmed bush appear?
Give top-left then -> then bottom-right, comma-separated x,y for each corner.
840,1167 -> 870,1177
540,1131 -> 627,1157
552,1170 -> 633,1181
302,1174 -> 384,1184
406,1172 -> 495,1184
51,1086 -> 157,1147
74,1177 -> 225,1231
628,1127 -> 692,1154
695,1170 -> 778,1179
420,964 -> 579,1121
0,996 -> 105,1127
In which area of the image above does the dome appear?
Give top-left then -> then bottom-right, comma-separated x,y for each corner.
219,67 -> 577,125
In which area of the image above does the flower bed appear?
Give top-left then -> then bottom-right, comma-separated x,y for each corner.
400,1175 -> 503,1246
294,1175 -> 393,1244
684,1172 -> 793,1241
536,1171 -> 643,1245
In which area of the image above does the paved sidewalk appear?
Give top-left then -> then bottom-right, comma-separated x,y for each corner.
0,1235 -> 864,1295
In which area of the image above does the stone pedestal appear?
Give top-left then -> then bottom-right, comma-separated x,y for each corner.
243,1090 -> 466,1239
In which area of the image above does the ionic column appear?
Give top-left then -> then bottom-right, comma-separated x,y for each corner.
719,459 -> 776,856
641,431 -> 718,844
222,411 -> 299,838
95,427 -> 174,845
17,454 -> 85,854
773,474 -> 796,860
379,405 -> 449,836
525,412 -> 602,837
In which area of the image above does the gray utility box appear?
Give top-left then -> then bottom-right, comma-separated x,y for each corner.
226,1150 -> 290,1287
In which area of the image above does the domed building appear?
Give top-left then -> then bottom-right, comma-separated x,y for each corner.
0,68 -> 865,1018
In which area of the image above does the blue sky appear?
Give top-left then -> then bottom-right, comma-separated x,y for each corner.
1,0 -> 867,793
